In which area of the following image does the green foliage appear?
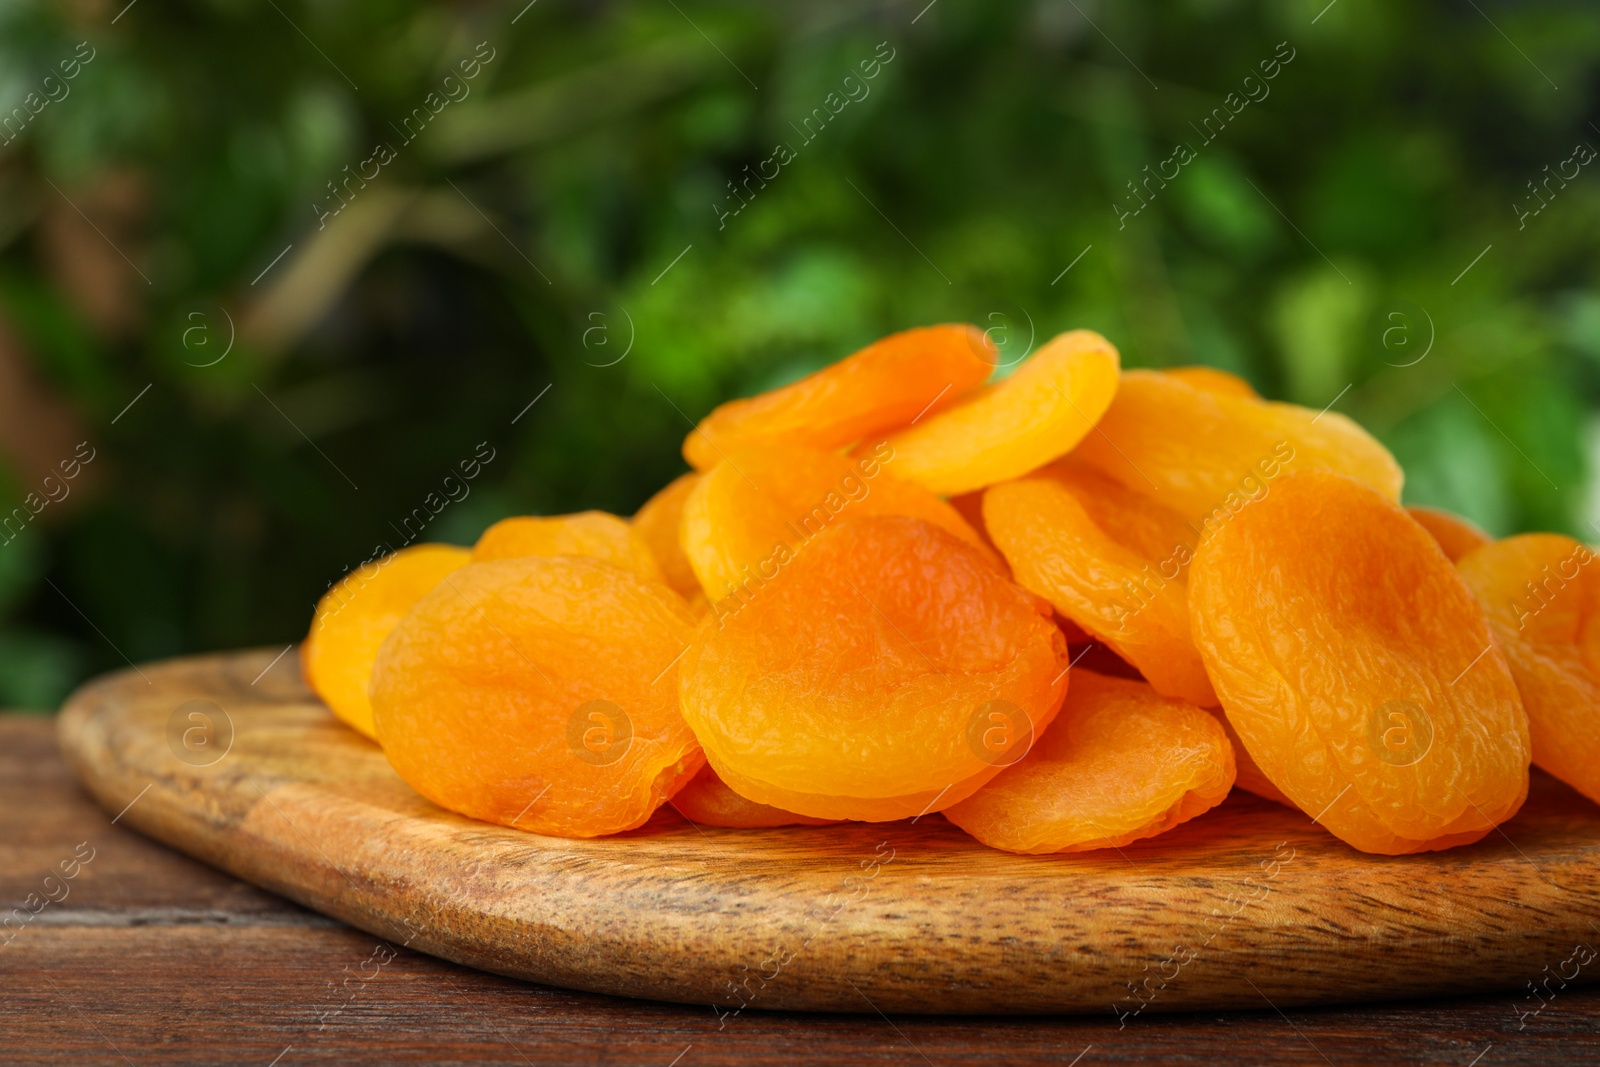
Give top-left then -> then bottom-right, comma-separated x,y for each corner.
0,0 -> 1596,708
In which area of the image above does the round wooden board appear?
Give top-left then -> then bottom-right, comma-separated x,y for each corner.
59,649 -> 1600,1017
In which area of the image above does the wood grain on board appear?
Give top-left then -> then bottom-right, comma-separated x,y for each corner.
53,649 -> 1600,1017
8,713 -> 1599,1064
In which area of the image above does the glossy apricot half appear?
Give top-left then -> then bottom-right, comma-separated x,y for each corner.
679,516 -> 1069,821
683,324 -> 995,471
473,510 -> 663,583
870,329 -> 1121,496
302,543 -> 470,739
944,671 -> 1234,854
1189,471 -> 1529,854
372,557 -> 703,837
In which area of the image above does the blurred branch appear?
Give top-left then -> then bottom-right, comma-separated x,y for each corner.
423,35 -> 714,164
240,187 -> 418,356
239,187 -> 515,356
238,34 -> 726,354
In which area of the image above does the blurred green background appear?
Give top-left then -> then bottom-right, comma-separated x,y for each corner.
0,0 -> 1596,710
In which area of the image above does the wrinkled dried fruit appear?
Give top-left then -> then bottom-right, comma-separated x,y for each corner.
1189,470 -> 1530,854
372,557 -> 703,837
943,671 -> 1234,854
474,510 -> 663,583
302,543 -> 470,739
1163,365 -> 1259,399
1408,505 -> 1491,563
679,516 -> 1069,821
683,324 -> 994,471
632,472 -> 704,599
1211,711 -> 1292,806
869,330 -> 1121,496
984,462 -> 1217,706
1073,370 -> 1403,526
1457,534 -> 1600,805
680,443 -> 992,604
669,764 -> 838,828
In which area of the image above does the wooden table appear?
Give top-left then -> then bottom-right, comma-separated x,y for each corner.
4,715 -> 1597,1066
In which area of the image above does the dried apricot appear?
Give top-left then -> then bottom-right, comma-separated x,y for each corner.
1211,711 -> 1292,806
869,330 -> 1121,496
683,324 -> 994,471
680,443 -> 992,606
632,472 -> 703,599
1188,470 -> 1530,854
1163,365 -> 1259,399
371,556 -> 703,837
679,516 -> 1069,821
984,462 -> 1217,706
301,543 -> 470,739
1072,370 -> 1403,526
944,671 -> 1234,853
1408,505 -> 1491,563
1457,534 -> 1600,805
669,764 -> 838,828
473,510 -> 663,583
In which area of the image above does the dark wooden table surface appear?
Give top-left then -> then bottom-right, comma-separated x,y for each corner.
5,715 -> 1598,1066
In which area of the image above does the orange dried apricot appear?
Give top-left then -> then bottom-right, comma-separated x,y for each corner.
1163,365 -> 1259,399
1072,370 -> 1403,526
683,324 -> 994,471
984,462 -> 1217,706
669,764 -> 837,828
1188,470 -> 1530,854
1211,711 -> 1292,806
371,556 -> 703,837
1408,505 -> 1491,563
679,516 -> 1069,821
301,543 -> 470,739
680,443 -> 992,605
868,330 -> 1121,496
473,510 -> 663,583
632,472 -> 703,599
1457,534 -> 1600,805
944,671 -> 1234,853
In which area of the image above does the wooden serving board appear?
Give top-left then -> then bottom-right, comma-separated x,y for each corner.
59,649 -> 1600,1016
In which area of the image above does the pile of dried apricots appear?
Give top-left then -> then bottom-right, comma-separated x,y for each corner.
301,324 -> 1600,856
